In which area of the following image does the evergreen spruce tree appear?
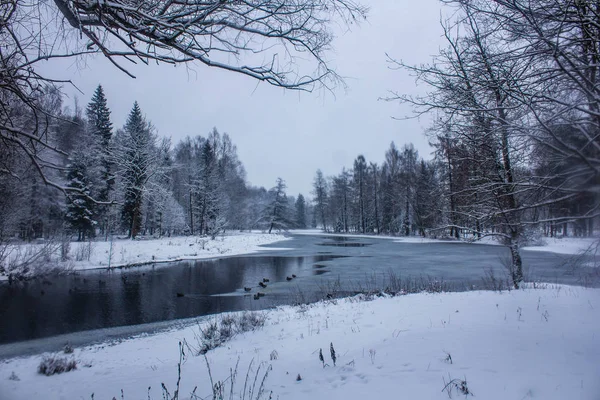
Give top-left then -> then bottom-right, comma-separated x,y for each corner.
295,194 -> 307,229
65,156 -> 96,241
264,178 -> 291,233
118,102 -> 156,239
86,84 -> 114,234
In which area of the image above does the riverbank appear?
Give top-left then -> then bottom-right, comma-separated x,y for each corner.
0,285 -> 598,400
292,229 -> 599,256
1,232 -> 291,279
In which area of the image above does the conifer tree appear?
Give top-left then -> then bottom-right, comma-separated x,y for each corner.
117,102 -> 156,239
295,194 -> 307,229
65,156 -> 96,241
263,178 -> 291,233
86,85 -> 114,234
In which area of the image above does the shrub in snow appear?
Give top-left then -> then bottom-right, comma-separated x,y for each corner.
74,241 -> 95,262
8,371 -> 19,381
196,312 -> 267,355
198,322 -> 221,354
38,355 -> 77,376
442,375 -> 473,398
236,311 -> 266,332
481,268 -> 511,292
219,315 -> 237,341
2,240 -> 73,282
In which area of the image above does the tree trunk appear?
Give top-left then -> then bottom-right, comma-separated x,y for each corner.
508,233 -> 523,289
189,190 -> 194,235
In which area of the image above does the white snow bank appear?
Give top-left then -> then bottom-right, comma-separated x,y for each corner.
292,229 -> 398,240
293,229 -> 600,256
1,286 -> 598,400
2,233 -> 290,274
293,229 -> 437,242
523,237 -> 599,255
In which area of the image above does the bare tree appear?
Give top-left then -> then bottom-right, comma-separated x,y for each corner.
1,0 -> 367,190
386,7 -> 534,287
387,1 -> 600,287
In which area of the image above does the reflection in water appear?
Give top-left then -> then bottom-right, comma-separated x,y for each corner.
0,255 -> 339,344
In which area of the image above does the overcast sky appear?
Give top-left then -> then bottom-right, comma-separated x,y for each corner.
41,0 -> 446,198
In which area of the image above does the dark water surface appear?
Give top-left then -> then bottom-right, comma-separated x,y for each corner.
0,255 -> 340,345
0,234 -> 596,351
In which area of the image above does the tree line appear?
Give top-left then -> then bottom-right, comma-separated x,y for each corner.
0,85 -> 310,242
322,0 -> 600,291
311,143 -> 442,237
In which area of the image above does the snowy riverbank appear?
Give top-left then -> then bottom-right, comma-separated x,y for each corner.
0,285 -> 598,400
1,232 -> 291,278
292,229 -> 599,256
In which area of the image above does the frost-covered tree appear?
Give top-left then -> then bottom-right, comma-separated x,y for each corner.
312,170 -> 329,231
329,169 -> 351,233
368,162 -> 380,234
295,194 -> 307,229
85,84 -> 114,234
195,138 -> 222,236
381,142 -> 402,235
387,5 -> 530,286
65,156 -> 96,241
86,85 -> 114,234
413,160 -> 440,237
115,102 -> 158,239
352,155 -> 367,233
400,144 -> 418,236
263,178 -> 292,233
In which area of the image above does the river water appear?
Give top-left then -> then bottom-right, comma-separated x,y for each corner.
0,234 -> 595,354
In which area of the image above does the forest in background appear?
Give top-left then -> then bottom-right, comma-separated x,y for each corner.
2,81 -> 595,249
0,85 -> 311,242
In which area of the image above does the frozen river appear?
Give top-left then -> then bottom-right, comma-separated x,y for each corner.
0,234 -> 595,356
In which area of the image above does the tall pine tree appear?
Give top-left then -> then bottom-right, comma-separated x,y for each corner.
263,178 -> 291,233
86,85 -> 114,234
118,102 -> 156,239
295,194 -> 307,228
65,155 -> 96,241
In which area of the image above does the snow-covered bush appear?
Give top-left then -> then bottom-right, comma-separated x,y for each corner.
195,312 -> 267,355
442,375 -> 473,398
236,311 -> 267,332
74,240 -> 95,261
1,240 -> 73,282
38,355 -> 77,376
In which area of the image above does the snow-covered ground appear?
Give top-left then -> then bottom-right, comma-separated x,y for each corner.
1,286 -> 598,400
2,232 -> 290,275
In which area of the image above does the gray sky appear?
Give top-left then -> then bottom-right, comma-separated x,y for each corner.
42,0 -> 445,198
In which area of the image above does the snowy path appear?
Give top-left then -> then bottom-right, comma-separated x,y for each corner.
1,286 -> 598,400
